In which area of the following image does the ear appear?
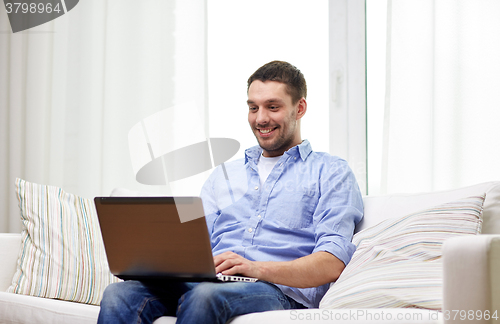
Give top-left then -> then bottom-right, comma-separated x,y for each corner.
295,97 -> 307,120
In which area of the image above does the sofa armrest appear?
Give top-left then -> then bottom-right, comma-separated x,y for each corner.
0,233 -> 21,292
442,235 -> 500,323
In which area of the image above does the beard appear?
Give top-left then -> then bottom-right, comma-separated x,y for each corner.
253,121 -> 297,156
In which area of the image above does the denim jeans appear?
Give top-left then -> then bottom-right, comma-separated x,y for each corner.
97,280 -> 306,324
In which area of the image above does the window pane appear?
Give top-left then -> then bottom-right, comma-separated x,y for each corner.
367,0 -> 500,195
366,0 -> 387,195
207,0 -> 329,160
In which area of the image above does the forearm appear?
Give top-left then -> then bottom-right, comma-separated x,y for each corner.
215,250 -> 345,288
255,251 -> 344,288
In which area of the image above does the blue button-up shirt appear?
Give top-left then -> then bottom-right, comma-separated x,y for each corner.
200,140 -> 364,308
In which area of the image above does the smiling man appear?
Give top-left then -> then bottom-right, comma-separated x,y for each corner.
98,61 -> 364,324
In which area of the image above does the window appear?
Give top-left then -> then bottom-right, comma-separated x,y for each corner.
366,0 -> 500,195
207,0 -> 330,159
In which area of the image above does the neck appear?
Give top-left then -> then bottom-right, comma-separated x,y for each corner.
262,138 -> 303,157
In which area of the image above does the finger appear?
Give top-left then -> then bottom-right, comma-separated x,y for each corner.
216,259 -> 236,274
213,252 -> 229,267
220,260 -> 247,275
221,265 -> 242,276
213,255 -> 224,267
215,258 -> 241,274
213,251 -> 237,266
214,252 -> 243,268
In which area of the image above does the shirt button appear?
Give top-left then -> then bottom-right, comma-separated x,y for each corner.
257,215 -> 262,219
254,186 -> 259,190
248,228 -> 253,233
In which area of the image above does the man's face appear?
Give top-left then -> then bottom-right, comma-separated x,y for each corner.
247,80 -> 306,157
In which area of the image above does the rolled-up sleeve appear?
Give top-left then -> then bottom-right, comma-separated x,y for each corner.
312,158 -> 364,265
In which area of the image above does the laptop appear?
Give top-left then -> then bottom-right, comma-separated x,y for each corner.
94,196 -> 257,283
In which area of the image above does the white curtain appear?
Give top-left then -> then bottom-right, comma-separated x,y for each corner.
378,0 -> 500,195
0,0 -> 207,233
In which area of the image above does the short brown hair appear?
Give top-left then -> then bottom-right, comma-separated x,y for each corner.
247,61 -> 307,104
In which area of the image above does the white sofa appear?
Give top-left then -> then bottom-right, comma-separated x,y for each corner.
1,181 -> 500,324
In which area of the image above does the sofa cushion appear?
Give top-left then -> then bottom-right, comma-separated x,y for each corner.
0,291 -> 100,324
358,181 -> 500,234
228,309 -> 442,324
8,179 -> 120,305
319,195 -> 485,310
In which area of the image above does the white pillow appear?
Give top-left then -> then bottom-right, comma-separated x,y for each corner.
9,179 -> 120,305
359,181 -> 500,234
319,195 -> 485,310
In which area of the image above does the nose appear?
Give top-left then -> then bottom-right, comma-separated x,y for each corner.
255,107 -> 269,125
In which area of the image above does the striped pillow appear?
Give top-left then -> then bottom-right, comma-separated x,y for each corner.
8,178 -> 120,305
319,195 -> 485,310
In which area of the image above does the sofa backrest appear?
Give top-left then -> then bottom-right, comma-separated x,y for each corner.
0,233 -> 21,292
358,181 -> 500,235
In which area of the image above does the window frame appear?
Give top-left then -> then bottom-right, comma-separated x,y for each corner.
329,0 -> 367,194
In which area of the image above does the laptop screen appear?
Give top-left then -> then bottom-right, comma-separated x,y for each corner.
95,197 -> 216,280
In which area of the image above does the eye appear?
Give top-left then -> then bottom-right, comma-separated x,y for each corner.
249,106 -> 258,112
269,106 -> 279,110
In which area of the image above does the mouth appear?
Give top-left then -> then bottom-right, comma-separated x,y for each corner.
257,127 -> 277,137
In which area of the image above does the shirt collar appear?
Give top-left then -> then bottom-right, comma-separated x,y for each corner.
244,139 -> 312,164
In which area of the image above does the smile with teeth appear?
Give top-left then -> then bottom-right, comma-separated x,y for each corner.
258,127 -> 277,135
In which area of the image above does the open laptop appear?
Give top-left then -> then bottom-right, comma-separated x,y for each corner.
94,196 -> 257,283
